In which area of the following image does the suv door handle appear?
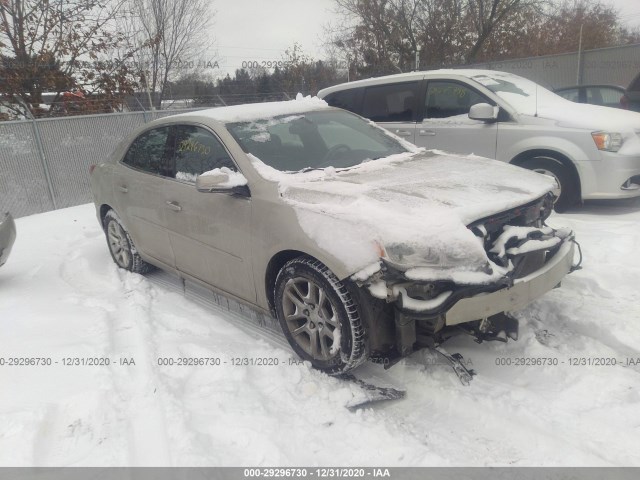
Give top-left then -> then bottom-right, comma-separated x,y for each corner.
165,201 -> 182,212
118,185 -> 128,193
394,129 -> 412,137
419,129 -> 436,136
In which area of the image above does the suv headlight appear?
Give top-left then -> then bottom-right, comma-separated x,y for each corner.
592,131 -> 623,152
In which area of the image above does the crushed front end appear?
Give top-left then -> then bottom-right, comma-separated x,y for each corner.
352,194 -> 580,358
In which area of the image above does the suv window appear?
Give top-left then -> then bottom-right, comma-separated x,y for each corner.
122,127 -> 171,175
324,88 -> 364,114
556,88 -> 580,103
586,86 -> 624,107
425,81 -> 488,119
172,125 -> 237,183
362,82 -> 420,122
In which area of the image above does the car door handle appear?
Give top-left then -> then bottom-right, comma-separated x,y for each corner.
118,185 -> 128,193
419,129 -> 436,136
165,201 -> 182,212
394,129 -> 412,137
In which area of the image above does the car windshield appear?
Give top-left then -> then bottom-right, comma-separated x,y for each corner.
471,71 -> 565,116
227,110 -> 407,172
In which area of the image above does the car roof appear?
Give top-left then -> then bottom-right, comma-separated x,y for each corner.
155,97 -> 332,127
317,68 -> 509,96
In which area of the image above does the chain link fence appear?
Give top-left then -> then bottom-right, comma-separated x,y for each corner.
0,109 -> 204,218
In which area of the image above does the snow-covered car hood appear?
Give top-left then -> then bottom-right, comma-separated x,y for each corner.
469,70 -> 640,153
533,101 -> 640,131
521,102 -> 640,156
255,151 -> 556,279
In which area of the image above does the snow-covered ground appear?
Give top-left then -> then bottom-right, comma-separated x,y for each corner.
1,200 -> 639,466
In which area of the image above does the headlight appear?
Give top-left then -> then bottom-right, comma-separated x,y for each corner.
385,243 -> 475,267
592,131 -> 623,152
385,244 -> 418,263
385,244 -> 445,266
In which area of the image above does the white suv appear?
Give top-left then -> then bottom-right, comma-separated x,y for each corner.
318,69 -> 640,210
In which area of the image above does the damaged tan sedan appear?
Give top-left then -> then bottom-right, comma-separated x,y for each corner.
89,98 -> 580,373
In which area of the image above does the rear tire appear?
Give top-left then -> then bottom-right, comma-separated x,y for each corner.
103,210 -> 154,274
274,256 -> 368,374
520,156 -> 577,212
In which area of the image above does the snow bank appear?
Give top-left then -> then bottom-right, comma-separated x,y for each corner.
2,201 -> 640,466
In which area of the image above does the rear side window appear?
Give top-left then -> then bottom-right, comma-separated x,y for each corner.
324,88 -> 364,114
122,127 -> 171,175
425,81 -> 489,119
586,87 -> 623,107
630,73 -> 640,91
362,82 -> 421,122
172,125 -> 237,183
556,88 -> 580,102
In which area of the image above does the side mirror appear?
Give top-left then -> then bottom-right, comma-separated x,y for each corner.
469,103 -> 499,122
196,169 -> 250,196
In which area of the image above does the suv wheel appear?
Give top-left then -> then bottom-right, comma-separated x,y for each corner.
274,257 -> 368,374
521,156 -> 576,212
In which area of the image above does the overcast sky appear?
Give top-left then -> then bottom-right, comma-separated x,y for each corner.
209,0 -> 640,76
210,0 -> 335,75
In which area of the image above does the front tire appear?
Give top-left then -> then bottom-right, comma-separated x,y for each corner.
274,257 -> 368,374
103,210 -> 154,274
520,156 -> 577,212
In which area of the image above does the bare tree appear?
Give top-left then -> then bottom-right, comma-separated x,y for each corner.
0,0 -> 139,117
328,0 -> 547,75
122,0 -> 216,107
467,0 -> 640,61
464,0 -> 534,63
535,0 -> 639,54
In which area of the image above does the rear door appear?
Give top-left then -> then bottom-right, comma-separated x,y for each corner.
361,81 -> 424,144
113,126 -> 175,267
418,80 -> 498,158
161,124 -> 255,303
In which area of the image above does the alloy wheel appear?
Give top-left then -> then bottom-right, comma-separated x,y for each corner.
107,220 -> 131,268
533,168 -> 562,199
282,277 -> 340,360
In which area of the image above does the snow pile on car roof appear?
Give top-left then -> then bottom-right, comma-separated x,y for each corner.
174,94 -> 330,123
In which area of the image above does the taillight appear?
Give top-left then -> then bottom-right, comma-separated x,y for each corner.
89,164 -> 97,175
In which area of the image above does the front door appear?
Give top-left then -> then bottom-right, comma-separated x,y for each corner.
418,80 -> 498,159
161,124 -> 255,303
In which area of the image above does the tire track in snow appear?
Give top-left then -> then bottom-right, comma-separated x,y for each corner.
103,271 -> 174,466
60,242 -> 176,465
143,272 -> 447,465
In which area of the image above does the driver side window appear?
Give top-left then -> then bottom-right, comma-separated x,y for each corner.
425,81 -> 489,119
171,125 -> 237,183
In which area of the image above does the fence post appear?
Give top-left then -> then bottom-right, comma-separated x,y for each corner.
30,118 -> 58,210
